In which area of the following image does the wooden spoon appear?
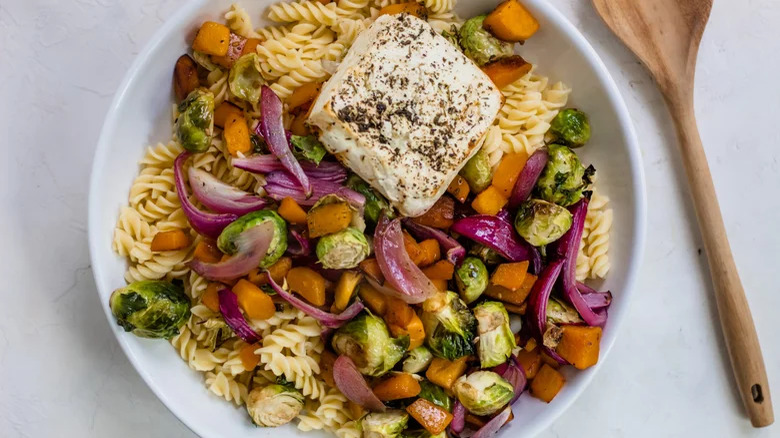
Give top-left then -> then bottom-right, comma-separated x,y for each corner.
591,0 -> 773,427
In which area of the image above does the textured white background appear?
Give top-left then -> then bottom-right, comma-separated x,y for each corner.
1,0 -> 779,436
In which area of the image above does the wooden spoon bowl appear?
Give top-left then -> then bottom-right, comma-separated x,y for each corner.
591,0 -> 773,427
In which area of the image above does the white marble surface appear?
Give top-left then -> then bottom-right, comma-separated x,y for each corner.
1,0 -> 779,436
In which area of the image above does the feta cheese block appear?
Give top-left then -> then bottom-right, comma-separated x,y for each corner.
308,14 -> 504,217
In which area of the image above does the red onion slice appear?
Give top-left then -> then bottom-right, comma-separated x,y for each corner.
527,259 -> 565,340
286,228 -> 312,257
190,222 -> 273,281
188,167 -> 269,215
374,215 -> 439,304
264,171 -> 365,208
402,219 -> 466,266
471,406 -> 512,438
173,152 -> 237,238
259,86 -> 311,196
451,401 -> 466,434
218,288 -> 261,344
451,215 -> 541,273
233,155 -> 347,182
492,356 -> 527,404
333,355 -> 386,412
265,274 -> 365,328
508,148 -> 548,209
554,198 -> 608,327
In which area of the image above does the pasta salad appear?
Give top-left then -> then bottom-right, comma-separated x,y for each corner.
108,1 -> 614,437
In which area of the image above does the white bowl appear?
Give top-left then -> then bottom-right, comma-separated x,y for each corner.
89,1 -> 646,436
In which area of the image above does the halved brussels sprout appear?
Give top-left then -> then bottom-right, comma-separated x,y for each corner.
290,135 -> 327,165
175,88 -> 215,153
458,15 -> 514,66
418,380 -> 453,412
362,410 -> 409,438
469,244 -> 505,266
460,148 -> 493,193
229,53 -> 265,104
473,301 -> 516,368
197,317 -> 233,351
547,297 -> 583,325
109,280 -> 190,339
217,210 -> 287,268
455,257 -> 489,304
191,50 -> 220,72
346,174 -> 393,227
514,199 -> 573,246
332,313 -> 409,377
535,144 -> 594,207
421,292 -> 477,360
246,384 -> 304,427
453,371 -> 513,416
403,346 -> 434,374
550,109 -> 591,148
316,227 -> 371,269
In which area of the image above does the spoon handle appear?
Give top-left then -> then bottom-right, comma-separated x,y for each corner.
667,92 -> 774,427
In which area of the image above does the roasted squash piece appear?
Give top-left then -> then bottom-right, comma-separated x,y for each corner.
193,239 -> 223,263
224,114 -> 251,156
373,373 -> 422,401
426,356 -> 469,392
515,347 -> 542,379
214,101 -> 243,129
192,21 -> 231,56
151,230 -> 190,251
307,201 -> 352,238
278,197 -> 308,224
358,282 -> 388,315
416,239 -> 441,267
333,271 -> 362,313
379,2 -> 428,19
483,55 -> 533,90
530,364 -> 565,402
411,196 -> 455,229
490,150 -> 529,197
286,267 -> 327,306
359,258 -> 385,284
422,260 -> 455,281
483,0 -> 540,42
233,279 -> 276,320
288,81 -> 323,114
555,325 -> 602,370
447,175 -> 470,203
239,342 -> 262,371
471,186 -> 508,216
406,398 -> 453,434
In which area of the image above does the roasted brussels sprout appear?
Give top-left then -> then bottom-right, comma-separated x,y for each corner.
346,174 -> 393,226
535,144 -> 594,207
175,88 -> 214,153
473,301 -> 516,368
441,25 -> 461,49
547,297 -> 583,325
550,109 -> 591,148
453,371 -> 513,416
514,199 -> 573,246
421,292 -> 477,360
290,135 -> 327,165
362,410 -> 409,438
228,53 -> 264,104
332,313 -> 409,377
455,257 -> 489,304
458,15 -> 514,66
316,227 -> 371,269
469,244 -> 505,266
459,148 -> 493,193
217,210 -> 288,268
246,384 -> 304,427
197,317 -> 233,351
191,50 -> 220,72
109,280 -> 190,339
418,380 -> 453,412
403,346 -> 434,374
